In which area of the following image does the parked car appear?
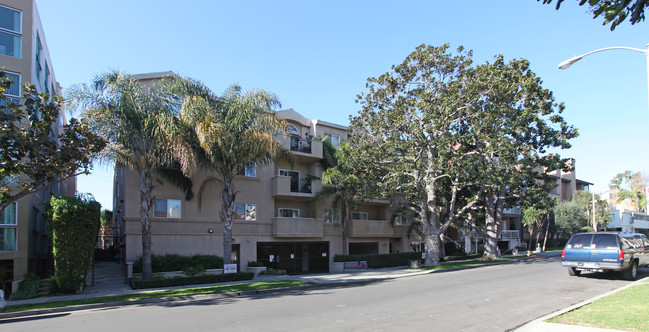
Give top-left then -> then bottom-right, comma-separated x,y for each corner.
561,232 -> 649,280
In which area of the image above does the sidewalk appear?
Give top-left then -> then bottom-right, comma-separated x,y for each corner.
0,253 -> 632,331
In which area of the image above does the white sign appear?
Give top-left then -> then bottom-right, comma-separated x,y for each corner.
224,264 -> 237,274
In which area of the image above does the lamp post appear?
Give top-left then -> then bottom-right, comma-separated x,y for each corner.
558,43 -> 649,119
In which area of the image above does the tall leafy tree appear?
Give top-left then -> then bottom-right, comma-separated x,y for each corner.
539,0 -> 648,30
68,71 -> 194,280
169,78 -> 291,265
461,56 -> 576,259
0,75 -> 105,212
351,44 -> 488,266
554,200 -> 589,237
571,190 -> 611,230
609,171 -> 647,212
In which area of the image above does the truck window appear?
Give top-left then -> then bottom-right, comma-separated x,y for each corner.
567,234 -> 593,249
592,234 -> 618,249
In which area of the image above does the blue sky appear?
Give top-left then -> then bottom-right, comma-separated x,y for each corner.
34,0 -> 649,210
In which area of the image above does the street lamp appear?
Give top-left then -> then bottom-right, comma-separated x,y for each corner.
558,43 -> 649,119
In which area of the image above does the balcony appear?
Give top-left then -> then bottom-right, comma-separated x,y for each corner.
499,230 -> 519,240
278,134 -> 323,162
347,219 -> 394,237
272,176 -> 322,200
503,207 -> 522,215
272,217 -> 324,238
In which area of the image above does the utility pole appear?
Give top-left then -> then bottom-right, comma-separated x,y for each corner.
592,191 -> 597,232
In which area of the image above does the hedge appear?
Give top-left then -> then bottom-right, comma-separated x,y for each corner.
48,195 -> 101,292
333,252 -> 423,268
128,272 -> 254,289
8,275 -> 40,300
133,254 -> 224,273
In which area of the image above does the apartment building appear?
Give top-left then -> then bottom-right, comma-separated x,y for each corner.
114,106 -> 412,274
0,0 -> 73,290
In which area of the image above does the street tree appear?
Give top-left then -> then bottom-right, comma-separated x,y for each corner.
311,140 -> 368,255
461,57 -> 576,259
554,200 -> 589,237
0,75 -> 105,212
351,44 -> 490,266
68,71 -> 194,280
609,170 -> 647,212
539,0 -> 648,30
169,78 -> 291,265
571,190 -> 611,230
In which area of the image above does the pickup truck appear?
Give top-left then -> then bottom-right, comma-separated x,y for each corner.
561,232 -> 649,280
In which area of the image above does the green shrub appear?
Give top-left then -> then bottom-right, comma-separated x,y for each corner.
48,195 -> 101,292
128,272 -> 254,289
259,268 -> 286,275
183,265 -> 206,277
9,275 -> 40,300
333,252 -> 423,268
133,254 -> 223,273
247,261 -> 265,267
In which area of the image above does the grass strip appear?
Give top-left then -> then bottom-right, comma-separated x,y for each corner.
2,280 -> 311,314
422,257 -> 518,270
548,283 -> 649,331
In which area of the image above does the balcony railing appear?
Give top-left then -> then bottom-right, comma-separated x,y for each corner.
290,134 -> 312,153
499,230 -> 519,240
272,176 -> 322,198
272,217 -> 324,237
347,219 -> 394,237
503,207 -> 522,215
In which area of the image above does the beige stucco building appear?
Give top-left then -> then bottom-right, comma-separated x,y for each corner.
0,0 -> 74,290
114,107 -> 412,274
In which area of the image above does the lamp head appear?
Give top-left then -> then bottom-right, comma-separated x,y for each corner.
558,55 -> 583,70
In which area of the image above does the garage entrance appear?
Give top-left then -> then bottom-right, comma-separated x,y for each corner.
256,242 -> 329,274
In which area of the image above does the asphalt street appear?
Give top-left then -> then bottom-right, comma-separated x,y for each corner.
0,256 -> 638,331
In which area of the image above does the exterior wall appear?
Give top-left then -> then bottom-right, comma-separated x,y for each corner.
117,107 -> 415,271
0,0 -> 67,289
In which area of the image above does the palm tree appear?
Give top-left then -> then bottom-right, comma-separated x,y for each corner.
68,71 -> 195,280
311,140 -> 365,255
611,171 -> 648,212
169,78 -> 291,265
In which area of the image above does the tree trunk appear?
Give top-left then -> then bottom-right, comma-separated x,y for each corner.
139,167 -> 154,280
542,221 -> 549,251
423,211 -> 441,267
220,175 -> 235,265
482,196 -> 501,260
341,200 -> 348,255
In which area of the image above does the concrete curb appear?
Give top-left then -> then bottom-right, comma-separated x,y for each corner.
0,257 -> 531,321
513,276 -> 648,331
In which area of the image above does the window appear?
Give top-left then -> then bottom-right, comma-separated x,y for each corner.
1,71 -> 20,105
278,208 -> 299,218
324,208 -> 340,223
0,202 -> 17,251
609,193 -> 615,200
288,124 -> 299,136
44,64 -> 50,95
35,34 -> 42,79
592,234 -> 618,249
329,134 -> 340,149
566,234 -> 592,249
235,204 -> 256,221
352,211 -> 368,220
237,162 -> 256,177
0,5 -> 21,58
154,199 -> 181,218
